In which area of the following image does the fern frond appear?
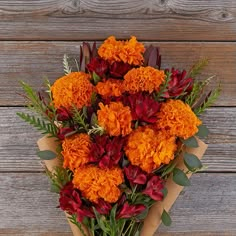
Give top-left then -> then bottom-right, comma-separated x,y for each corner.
185,75 -> 215,107
17,112 -> 58,136
63,54 -> 72,75
153,71 -> 171,101
188,58 -> 209,78
194,85 -> 221,115
72,106 -> 89,132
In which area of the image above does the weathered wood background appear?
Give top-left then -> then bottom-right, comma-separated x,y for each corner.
0,0 -> 235,235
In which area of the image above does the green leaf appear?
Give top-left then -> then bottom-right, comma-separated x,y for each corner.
196,124 -> 209,138
92,72 -> 101,85
161,187 -> 168,199
181,136 -> 198,148
90,113 -> 98,127
92,207 -> 109,233
161,161 -> 177,177
161,209 -> 172,226
134,231 -> 140,236
136,206 -> 149,220
173,168 -> 191,186
110,204 -> 117,232
184,153 -> 202,171
36,150 -> 57,160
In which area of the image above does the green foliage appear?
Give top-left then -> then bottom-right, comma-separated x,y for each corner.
67,214 -> 87,236
196,124 -> 209,138
184,153 -> 203,172
194,85 -> 221,115
161,161 -> 177,178
172,168 -> 191,186
17,112 -> 57,136
63,54 -> 72,75
46,166 -> 72,193
72,105 -> 89,132
153,71 -> 171,101
161,209 -> 172,226
92,72 -> 101,85
37,150 -> 57,160
181,136 -> 199,148
20,81 -> 48,116
188,58 -> 209,78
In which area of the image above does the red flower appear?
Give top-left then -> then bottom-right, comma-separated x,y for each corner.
59,182 -> 95,223
57,127 -> 74,140
124,165 -> 147,186
76,207 -> 95,223
142,176 -> 164,201
86,57 -> 109,77
109,61 -> 132,78
164,68 -> 193,98
89,135 -> 124,168
59,182 -> 82,215
116,202 -> 146,219
56,107 -> 71,121
95,199 -> 112,215
126,93 -> 161,124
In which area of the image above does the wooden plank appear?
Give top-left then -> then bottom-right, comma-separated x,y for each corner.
0,107 -> 235,172
0,41 -> 235,106
0,173 -> 235,235
0,0 -> 235,40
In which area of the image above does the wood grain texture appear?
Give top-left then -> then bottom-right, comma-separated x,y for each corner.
0,41 -> 235,106
0,0 -> 235,40
0,173 -> 235,235
0,107 -> 235,172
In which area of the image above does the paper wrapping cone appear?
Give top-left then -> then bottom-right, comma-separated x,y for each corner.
37,136 -> 90,236
37,136 -> 207,236
141,138 -> 208,236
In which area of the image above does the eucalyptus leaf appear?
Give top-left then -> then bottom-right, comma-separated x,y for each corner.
161,209 -> 172,226
161,187 -> 168,199
173,168 -> 191,186
184,153 -> 202,171
196,124 -> 209,138
37,150 -> 57,160
181,136 -> 198,148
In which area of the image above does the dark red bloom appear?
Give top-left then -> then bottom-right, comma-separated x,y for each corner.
59,182 -> 95,222
95,199 -> 112,215
126,93 -> 161,124
89,135 -> 124,168
109,61 -> 132,78
143,45 -> 161,69
80,42 -> 97,72
56,107 -> 71,121
142,176 -> 164,201
59,182 -> 82,215
57,127 -> 74,140
124,165 -> 147,186
76,207 -> 95,223
164,68 -> 193,98
86,57 -> 109,77
116,202 -> 146,219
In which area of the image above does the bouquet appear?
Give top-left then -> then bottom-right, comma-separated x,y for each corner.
17,36 -> 220,236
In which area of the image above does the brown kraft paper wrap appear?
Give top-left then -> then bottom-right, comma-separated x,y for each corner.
37,136 -> 207,236
37,136 -> 90,236
141,138 -> 208,236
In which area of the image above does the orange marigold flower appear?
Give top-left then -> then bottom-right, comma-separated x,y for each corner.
51,72 -> 94,110
123,66 -> 165,94
98,36 -> 145,66
125,126 -> 177,173
97,102 -> 132,136
157,99 -> 202,139
73,165 -> 124,203
62,133 -> 91,171
96,79 -> 123,98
